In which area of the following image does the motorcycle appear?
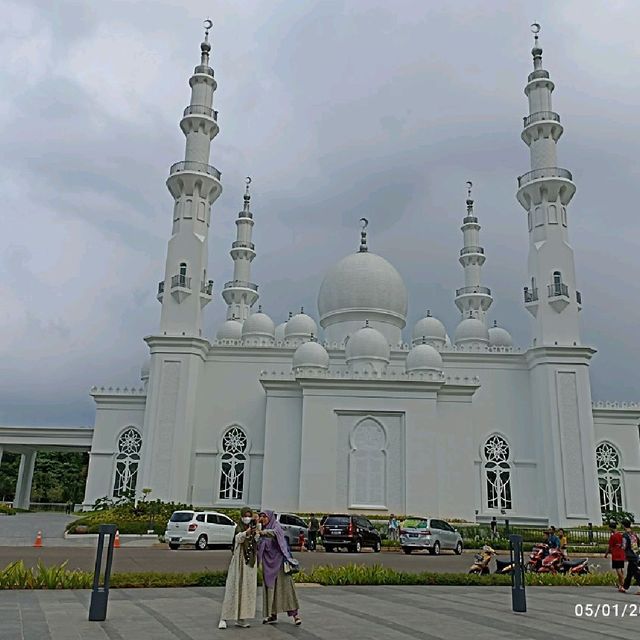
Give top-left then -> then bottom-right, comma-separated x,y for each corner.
538,547 -> 589,575
468,545 -> 494,575
468,546 -> 515,575
526,542 -> 549,572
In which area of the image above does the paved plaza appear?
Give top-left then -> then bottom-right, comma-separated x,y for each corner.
0,585 -> 637,640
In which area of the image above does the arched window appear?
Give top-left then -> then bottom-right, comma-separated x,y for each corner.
349,418 -> 386,508
484,435 -> 512,510
113,428 -> 142,497
219,427 -> 248,501
596,442 -> 624,514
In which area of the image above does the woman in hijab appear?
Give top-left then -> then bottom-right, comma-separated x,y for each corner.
257,510 -> 301,625
218,507 -> 260,629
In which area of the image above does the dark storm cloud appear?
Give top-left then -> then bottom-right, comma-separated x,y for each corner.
0,0 -> 638,426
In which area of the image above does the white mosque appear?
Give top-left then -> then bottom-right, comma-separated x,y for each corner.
77,25 -> 640,527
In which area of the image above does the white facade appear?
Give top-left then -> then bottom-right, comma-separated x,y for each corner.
80,28 -> 640,527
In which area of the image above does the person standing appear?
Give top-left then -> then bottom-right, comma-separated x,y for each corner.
258,510 -> 301,626
308,514 -> 320,551
547,528 -> 561,550
218,508 -> 260,629
388,515 -> 399,542
621,519 -> 640,594
605,520 -> 626,592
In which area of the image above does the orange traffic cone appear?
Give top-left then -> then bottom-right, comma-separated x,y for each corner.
33,531 -> 43,548
114,530 -> 121,549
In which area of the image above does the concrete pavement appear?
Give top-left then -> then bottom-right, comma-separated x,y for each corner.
0,585 -> 636,639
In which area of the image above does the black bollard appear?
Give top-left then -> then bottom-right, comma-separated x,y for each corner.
505,519 -> 510,537
588,522 -> 593,543
89,524 -> 117,621
509,534 -> 527,613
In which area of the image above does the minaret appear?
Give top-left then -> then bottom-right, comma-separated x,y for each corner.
454,181 -> 493,323
221,177 -> 259,321
517,24 -> 581,346
157,20 -> 221,336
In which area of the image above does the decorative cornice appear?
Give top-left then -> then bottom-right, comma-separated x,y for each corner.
592,401 -> 640,410
144,334 -> 211,359
525,345 -> 597,366
90,386 -> 146,396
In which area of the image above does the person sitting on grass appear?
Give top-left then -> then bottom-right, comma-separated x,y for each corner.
605,520 -> 626,593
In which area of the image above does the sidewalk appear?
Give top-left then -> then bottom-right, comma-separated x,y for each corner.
0,585 -> 636,639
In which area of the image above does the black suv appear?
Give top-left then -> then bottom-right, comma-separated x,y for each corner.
320,514 -> 382,553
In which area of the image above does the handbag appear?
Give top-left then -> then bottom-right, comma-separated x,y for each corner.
283,558 -> 300,575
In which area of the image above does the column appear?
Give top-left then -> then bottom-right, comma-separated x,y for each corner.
13,449 -> 37,510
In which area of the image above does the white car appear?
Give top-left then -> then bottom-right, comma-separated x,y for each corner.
165,510 -> 236,550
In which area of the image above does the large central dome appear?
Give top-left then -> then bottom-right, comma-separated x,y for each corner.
317,251 -> 408,345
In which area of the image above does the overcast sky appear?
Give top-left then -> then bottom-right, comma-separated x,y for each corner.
1,0 -> 639,427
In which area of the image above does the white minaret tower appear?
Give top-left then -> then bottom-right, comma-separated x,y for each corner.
454,181 -> 493,323
517,23 -> 581,347
139,22 -> 221,504
221,177 -> 259,321
518,25 -> 600,528
157,20 -> 221,336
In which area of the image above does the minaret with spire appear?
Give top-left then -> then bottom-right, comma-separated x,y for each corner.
221,177 -> 259,321
454,181 -> 493,323
157,20 -> 221,336
517,23 -> 581,346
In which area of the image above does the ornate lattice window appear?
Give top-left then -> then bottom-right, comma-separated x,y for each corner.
596,442 -> 623,514
219,427 -> 247,500
484,435 -> 512,510
349,418 -> 386,508
113,428 -> 142,497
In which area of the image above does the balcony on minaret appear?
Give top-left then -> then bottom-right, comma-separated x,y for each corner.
547,275 -> 571,313
231,240 -> 255,251
523,287 -> 538,304
460,246 -> 484,256
183,105 -> 218,120
517,167 -> 572,189
523,111 -> 560,128
456,285 -> 491,296
200,279 -> 214,308
576,290 -> 583,310
169,160 -> 221,180
223,279 -> 258,292
157,281 -> 165,302
168,272 -> 192,303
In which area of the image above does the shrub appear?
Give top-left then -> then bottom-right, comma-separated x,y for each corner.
602,510 -> 635,525
0,503 -> 16,516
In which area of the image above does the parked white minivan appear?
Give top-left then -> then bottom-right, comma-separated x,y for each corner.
165,510 -> 236,550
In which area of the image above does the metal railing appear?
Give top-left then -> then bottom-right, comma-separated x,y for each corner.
157,281 -> 165,296
523,287 -> 538,303
232,241 -> 255,250
576,290 -> 582,305
518,167 -> 572,188
223,279 -> 258,291
456,285 -> 491,296
169,161 -> 221,181
523,111 -> 560,128
460,246 -> 485,256
548,282 -> 569,298
171,274 -> 192,289
200,280 -> 213,295
194,65 -> 214,77
528,69 -> 550,81
183,105 -> 218,120
463,216 -> 478,224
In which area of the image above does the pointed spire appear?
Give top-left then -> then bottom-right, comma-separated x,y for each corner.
531,23 -> 543,69
242,176 -> 252,216
466,180 -> 474,215
427,309 -> 432,317
493,320 -> 498,327
258,304 -> 263,313
359,218 -> 369,253
201,19 -> 212,66
300,306 -> 304,314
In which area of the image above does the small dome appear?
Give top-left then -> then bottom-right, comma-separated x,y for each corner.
412,311 -> 446,347
489,322 -> 513,347
454,317 -> 490,346
216,319 -> 243,341
275,322 -> 287,342
346,325 -> 390,363
285,310 -> 317,345
140,357 -> 151,381
241,309 -> 275,338
406,342 -> 443,372
292,340 -> 329,369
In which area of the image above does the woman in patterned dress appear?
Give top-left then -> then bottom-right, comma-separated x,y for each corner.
218,508 -> 260,629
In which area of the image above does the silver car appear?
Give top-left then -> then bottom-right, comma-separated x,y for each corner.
275,513 -> 309,549
399,517 -> 463,555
